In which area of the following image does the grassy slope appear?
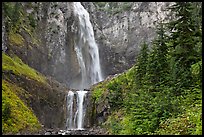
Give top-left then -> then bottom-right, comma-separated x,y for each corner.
91,67 -> 202,135
2,53 -> 46,84
2,80 -> 41,134
2,3 -> 67,134
2,53 -> 47,134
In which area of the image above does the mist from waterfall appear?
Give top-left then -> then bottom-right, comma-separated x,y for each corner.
66,2 -> 103,130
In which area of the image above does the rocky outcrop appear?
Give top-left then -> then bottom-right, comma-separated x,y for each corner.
3,2 -> 80,88
83,2 -> 174,76
85,75 -> 116,127
27,126 -> 109,135
3,2 -> 174,88
3,70 -> 68,129
2,11 -> 7,52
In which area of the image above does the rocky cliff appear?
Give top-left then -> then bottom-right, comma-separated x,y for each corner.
2,53 -> 68,134
83,2 -> 174,76
3,2 -> 174,87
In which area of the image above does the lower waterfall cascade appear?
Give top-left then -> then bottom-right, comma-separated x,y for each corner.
66,90 -> 88,130
65,2 -> 104,131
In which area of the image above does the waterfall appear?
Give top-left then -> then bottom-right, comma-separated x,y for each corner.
66,90 -> 88,130
66,2 -> 103,130
76,91 -> 88,129
66,91 -> 74,129
71,2 -> 103,89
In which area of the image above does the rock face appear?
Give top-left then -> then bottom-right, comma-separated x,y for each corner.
28,2 -> 79,87
30,127 -> 108,135
82,2 -> 174,76
2,12 -> 7,52
2,69 -> 68,129
3,2 -> 174,87
3,2 -> 80,88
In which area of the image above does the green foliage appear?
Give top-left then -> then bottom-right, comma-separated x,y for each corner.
3,2 -> 36,29
2,53 -> 46,84
167,2 -> 202,94
191,61 -> 202,86
119,115 -> 135,135
8,30 -> 24,46
106,75 -> 125,109
3,2 -> 21,31
92,2 -> 202,135
94,2 -> 106,8
28,14 -> 36,28
2,80 -> 41,134
121,3 -> 132,11
134,42 -> 149,87
3,2 -> 39,46
155,97 -> 202,135
103,110 -> 124,135
149,24 -> 169,80
92,88 -> 103,102
94,2 -> 132,15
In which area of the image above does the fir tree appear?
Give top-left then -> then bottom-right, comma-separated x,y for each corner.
134,42 -> 149,88
166,2 -> 202,94
146,23 -> 169,91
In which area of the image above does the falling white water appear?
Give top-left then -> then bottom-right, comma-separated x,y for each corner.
71,2 -> 103,89
76,91 -> 88,129
66,91 -> 74,129
66,90 -> 88,130
66,2 -> 104,130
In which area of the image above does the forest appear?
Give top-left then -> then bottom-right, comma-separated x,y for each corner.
91,2 -> 202,135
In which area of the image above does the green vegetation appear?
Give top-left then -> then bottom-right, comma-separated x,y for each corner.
2,80 -> 41,134
2,53 -> 46,84
92,2 -> 202,135
3,2 -> 36,31
94,2 -> 132,15
8,31 -> 24,46
3,2 -> 39,46
92,88 -> 104,102
2,52 -> 49,134
154,101 -> 202,135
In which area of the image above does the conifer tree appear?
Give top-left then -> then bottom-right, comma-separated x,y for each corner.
166,2 -> 202,94
134,42 -> 149,88
146,23 -> 169,91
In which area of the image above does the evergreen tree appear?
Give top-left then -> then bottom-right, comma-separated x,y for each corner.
146,23 -> 169,91
134,42 -> 149,88
166,2 -> 202,94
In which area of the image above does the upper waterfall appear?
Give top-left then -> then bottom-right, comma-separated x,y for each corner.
71,2 -> 103,90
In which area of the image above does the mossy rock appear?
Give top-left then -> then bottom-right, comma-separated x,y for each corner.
8,31 -> 25,46
2,80 -> 41,134
2,53 -> 67,130
2,53 -> 46,84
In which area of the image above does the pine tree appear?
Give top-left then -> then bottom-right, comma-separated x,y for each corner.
146,23 -> 169,91
166,2 -> 202,94
134,42 -> 149,88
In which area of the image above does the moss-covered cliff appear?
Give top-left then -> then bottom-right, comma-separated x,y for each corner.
2,79 -> 41,134
2,52 -> 68,134
2,2 -> 71,134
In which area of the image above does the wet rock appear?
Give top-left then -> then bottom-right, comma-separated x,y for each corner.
40,127 -> 108,135
45,132 -> 51,135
